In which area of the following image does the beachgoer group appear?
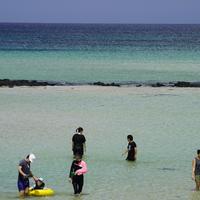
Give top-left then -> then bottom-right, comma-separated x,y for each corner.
17,126 -> 199,197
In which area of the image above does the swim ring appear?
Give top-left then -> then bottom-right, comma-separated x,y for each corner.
28,188 -> 54,196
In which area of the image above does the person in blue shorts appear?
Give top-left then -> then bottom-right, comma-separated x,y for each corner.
17,153 -> 38,197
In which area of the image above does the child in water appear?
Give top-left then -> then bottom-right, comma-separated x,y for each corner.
33,178 -> 45,190
69,154 -> 88,196
30,177 -> 45,190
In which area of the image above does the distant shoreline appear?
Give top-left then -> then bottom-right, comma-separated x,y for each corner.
0,79 -> 200,88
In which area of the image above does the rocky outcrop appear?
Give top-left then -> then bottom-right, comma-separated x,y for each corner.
0,79 -> 57,87
174,81 -> 200,87
0,79 -> 200,88
151,82 -> 166,87
92,81 -> 120,87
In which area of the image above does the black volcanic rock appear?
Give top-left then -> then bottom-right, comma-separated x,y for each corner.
174,81 -> 200,87
93,82 -> 120,87
174,81 -> 191,87
1,79 -> 200,88
151,82 -> 166,87
0,79 -> 57,87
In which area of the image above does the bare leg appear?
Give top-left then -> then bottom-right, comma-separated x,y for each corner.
19,190 -> 25,198
24,187 -> 29,196
195,180 -> 200,191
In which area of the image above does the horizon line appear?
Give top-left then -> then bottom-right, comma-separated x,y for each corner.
0,21 -> 200,25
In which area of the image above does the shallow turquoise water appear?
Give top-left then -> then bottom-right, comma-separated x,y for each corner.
0,87 -> 200,200
0,50 -> 200,83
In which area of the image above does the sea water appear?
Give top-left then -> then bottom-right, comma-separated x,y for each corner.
0,23 -> 200,200
0,24 -> 200,83
0,86 -> 200,200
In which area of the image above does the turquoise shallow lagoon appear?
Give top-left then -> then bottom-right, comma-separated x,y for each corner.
0,86 -> 200,200
0,50 -> 200,83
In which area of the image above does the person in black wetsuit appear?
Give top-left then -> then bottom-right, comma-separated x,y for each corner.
122,135 -> 137,161
72,127 -> 86,156
68,154 -> 88,195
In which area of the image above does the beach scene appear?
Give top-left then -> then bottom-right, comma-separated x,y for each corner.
0,1 -> 200,200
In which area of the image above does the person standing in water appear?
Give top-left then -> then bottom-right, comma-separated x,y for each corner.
72,127 -> 86,156
69,154 -> 88,196
192,149 -> 200,191
122,135 -> 137,161
17,154 -> 38,197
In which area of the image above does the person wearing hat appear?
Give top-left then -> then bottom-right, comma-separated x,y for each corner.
17,153 -> 38,197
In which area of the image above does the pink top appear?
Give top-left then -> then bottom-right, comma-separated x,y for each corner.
75,161 -> 88,176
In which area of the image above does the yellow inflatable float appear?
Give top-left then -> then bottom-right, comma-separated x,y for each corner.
28,188 -> 55,196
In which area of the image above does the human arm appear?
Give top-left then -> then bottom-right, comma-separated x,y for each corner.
31,173 -> 39,182
134,148 -> 137,159
122,149 -> 128,156
72,134 -> 76,151
83,143 -> 86,153
72,141 -> 74,151
192,159 -> 196,180
83,135 -> 86,153
26,170 -> 38,181
26,170 -> 37,180
68,162 -> 74,182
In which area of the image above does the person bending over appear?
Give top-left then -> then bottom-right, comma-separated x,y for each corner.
17,153 -> 38,197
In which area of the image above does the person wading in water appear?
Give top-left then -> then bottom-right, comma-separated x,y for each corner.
72,127 -> 86,157
122,135 -> 137,161
69,154 -> 88,196
192,149 -> 200,191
